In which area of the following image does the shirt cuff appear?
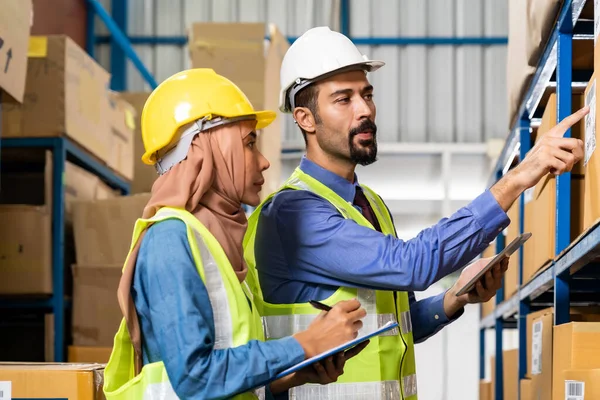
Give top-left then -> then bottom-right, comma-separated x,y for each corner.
467,189 -> 510,242
429,291 -> 464,326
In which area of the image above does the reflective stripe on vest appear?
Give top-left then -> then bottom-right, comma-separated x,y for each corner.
103,207 -> 264,400
154,208 -> 234,349
262,288 -> 403,339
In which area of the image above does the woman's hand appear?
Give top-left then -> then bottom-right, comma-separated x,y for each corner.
269,341 -> 369,394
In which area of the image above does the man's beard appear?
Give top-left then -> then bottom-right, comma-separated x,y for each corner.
348,119 -> 378,166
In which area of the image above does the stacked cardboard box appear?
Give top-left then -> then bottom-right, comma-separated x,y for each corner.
107,91 -> 136,181
0,149 -> 117,295
69,193 -> 151,361
522,308 -> 600,400
552,322 -> 600,400
584,71 -> 600,231
119,92 -> 157,194
0,35 -> 135,183
0,0 -> 32,103
479,380 -> 492,400
522,93 -> 586,285
0,362 -> 105,400
490,349 -> 519,400
481,243 -> 497,319
188,22 -> 289,199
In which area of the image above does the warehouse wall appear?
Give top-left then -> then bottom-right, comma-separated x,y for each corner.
94,0 -> 508,146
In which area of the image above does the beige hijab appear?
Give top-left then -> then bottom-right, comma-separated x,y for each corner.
117,120 -> 256,374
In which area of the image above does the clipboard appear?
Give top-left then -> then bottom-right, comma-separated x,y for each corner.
455,232 -> 532,297
272,320 -> 399,381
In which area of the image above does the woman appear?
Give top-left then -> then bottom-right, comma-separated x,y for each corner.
102,68 -> 367,399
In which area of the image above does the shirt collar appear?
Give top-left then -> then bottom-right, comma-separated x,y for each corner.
298,156 -> 359,203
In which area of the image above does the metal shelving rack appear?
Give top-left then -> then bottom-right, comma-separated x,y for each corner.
479,1 -> 600,399
0,138 -> 130,362
0,0 -> 140,363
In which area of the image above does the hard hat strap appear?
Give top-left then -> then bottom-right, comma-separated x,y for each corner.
287,78 -> 314,110
155,115 -> 256,175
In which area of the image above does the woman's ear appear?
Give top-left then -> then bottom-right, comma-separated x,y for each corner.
293,107 -> 316,134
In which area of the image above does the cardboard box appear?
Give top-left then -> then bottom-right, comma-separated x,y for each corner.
525,0 -> 561,65
72,193 -> 151,265
479,380 -> 492,400
520,378 -> 533,400
119,92 -> 156,194
68,346 -> 112,364
504,349 -> 519,400
507,0 -> 537,128
0,362 -> 105,400
31,0 -> 88,51
2,35 -> 112,163
72,265 -> 123,346
0,0 -> 32,102
189,23 -> 288,199
563,369 -> 600,400
107,91 -> 136,181
523,175 -> 584,283
583,74 -> 600,230
525,308 -> 600,399
553,322 -> 600,400
0,151 -> 116,294
505,202 -> 520,298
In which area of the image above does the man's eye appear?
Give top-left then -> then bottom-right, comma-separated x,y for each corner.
337,97 -> 350,103
365,94 -> 373,100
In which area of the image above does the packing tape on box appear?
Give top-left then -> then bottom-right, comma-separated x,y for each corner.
28,36 -> 48,58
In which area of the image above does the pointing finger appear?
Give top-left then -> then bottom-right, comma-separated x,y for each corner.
549,106 -> 589,138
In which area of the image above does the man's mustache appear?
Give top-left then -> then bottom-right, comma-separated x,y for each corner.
349,119 -> 378,138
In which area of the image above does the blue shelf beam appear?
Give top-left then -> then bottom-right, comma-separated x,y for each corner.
96,34 -> 508,47
86,0 -> 158,90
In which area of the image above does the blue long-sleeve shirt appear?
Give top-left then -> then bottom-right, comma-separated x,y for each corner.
255,156 -> 510,343
132,219 -> 306,400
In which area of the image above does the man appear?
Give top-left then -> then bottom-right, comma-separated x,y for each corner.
244,27 -> 586,399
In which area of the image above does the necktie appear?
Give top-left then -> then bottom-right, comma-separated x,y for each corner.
353,186 -> 382,232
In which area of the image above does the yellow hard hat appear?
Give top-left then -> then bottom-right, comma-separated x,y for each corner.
141,68 -> 276,165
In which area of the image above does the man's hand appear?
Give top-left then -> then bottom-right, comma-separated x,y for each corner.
443,257 -> 509,318
270,341 -> 369,394
490,106 -> 589,211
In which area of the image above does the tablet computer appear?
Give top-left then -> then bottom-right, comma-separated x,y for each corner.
455,232 -> 532,297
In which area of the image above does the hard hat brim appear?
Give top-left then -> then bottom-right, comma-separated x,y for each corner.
141,109 -> 277,165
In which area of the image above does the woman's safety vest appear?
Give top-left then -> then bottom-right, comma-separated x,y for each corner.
244,168 -> 418,400
103,207 -> 266,400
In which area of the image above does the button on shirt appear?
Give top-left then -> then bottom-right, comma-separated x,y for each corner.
255,156 -> 510,343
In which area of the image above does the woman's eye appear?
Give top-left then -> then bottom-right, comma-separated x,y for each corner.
247,141 -> 255,149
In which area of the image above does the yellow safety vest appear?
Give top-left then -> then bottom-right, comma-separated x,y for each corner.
244,168 -> 418,400
103,207 -> 266,400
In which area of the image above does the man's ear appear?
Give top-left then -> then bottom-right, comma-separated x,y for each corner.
293,107 -> 316,134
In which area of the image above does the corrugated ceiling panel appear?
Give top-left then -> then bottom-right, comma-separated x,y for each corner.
96,0 -> 507,144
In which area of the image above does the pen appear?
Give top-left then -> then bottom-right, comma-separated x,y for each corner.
309,300 -> 332,311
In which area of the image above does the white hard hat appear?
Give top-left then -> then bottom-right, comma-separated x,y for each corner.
279,26 -> 385,113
